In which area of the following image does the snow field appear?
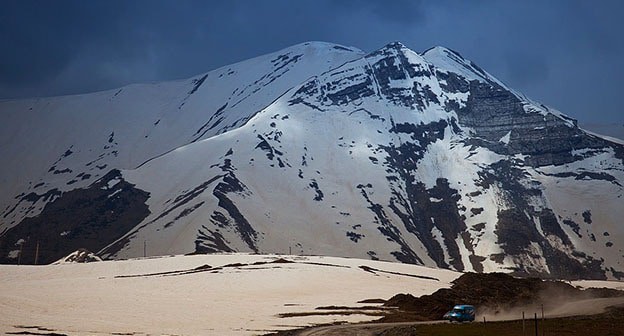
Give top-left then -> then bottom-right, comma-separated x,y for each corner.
0,254 -> 460,335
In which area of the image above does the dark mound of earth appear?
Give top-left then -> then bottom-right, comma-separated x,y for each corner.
381,272 -> 624,322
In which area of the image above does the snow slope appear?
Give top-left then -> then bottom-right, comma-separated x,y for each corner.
0,41 -> 363,229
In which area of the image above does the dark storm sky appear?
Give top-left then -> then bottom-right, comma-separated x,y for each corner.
0,0 -> 622,124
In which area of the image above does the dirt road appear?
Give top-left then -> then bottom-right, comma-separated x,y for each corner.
294,297 -> 624,336
296,321 -> 445,336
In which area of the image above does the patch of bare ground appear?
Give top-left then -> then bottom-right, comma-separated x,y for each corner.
278,310 -> 386,318
113,257 -> 346,279
277,305 -> 393,319
276,304 -> 394,319
315,306 -> 390,311
358,298 -> 387,304
6,333 -> 67,336
8,325 -> 67,336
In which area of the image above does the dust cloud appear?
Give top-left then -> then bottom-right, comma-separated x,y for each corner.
478,286 -> 624,322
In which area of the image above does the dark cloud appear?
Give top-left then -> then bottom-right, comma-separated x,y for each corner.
0,0 -> 621,124
331,0 -> 427,24
503,50 -> 550,88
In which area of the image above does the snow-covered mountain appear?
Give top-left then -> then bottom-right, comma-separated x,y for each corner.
1,41 -> 623,279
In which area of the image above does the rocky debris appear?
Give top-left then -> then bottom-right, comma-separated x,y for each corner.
56,248 -> 102,263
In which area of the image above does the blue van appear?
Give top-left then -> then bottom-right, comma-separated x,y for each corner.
443,304 -> 476,322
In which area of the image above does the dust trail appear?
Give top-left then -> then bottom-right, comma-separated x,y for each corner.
479,297 -> 624,321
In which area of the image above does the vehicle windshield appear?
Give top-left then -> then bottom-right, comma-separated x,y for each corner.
452,308 -> 465,313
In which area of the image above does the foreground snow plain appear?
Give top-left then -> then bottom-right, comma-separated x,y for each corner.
1,253 -> 462,335
3,254 -> 623,335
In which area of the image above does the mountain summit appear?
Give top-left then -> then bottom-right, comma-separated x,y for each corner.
1,41 -> 622,279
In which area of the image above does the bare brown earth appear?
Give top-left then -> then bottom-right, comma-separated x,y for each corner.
265,272 -> 624,336
379,272 -> 624,322
275,306 -> 624,336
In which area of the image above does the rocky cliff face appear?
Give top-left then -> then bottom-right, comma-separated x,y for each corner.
1,42 -> 622,279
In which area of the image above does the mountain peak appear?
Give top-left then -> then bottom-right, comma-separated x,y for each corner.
369,43 -> 499,87
382,41 -> 408,50
367,41 -> 426,66
374,41 -> 422,57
